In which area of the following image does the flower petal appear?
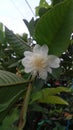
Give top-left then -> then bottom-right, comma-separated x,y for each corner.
41,44 -> 48,54
33,44 -> 41,53
33,44 -> 49,56
24,51 -> 33,57
47,67 -> 52,73
25,66 -> 33,73
22,58 -> 32,68
22,44 -> 60,80
48,55 -> 60,68
39,70 -> 47,80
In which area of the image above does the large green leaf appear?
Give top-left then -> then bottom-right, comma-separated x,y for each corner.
35,0 -> 73,56
5,27 -> 31,57
0,90 -> 24,123
0,70 -> 29,122
0,70 -> 28,103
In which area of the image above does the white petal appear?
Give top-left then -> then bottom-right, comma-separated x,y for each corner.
39,70 -> 47,80
48,55 -> 60,68
22,57 -> 34,73
22,58 -> 31,67
33,44 -> 49,56
24,51 -> 33,57
25,66 -> 33,73
41,44 -> 48,54
33,44 -> 41,53
47,67 -> 52,73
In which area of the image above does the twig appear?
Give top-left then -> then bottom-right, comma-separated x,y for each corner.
18,83 -> 32,130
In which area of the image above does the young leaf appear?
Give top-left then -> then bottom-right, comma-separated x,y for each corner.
38,95 -> 68,105
41,87 -> 71,95
30,87 -> 70,104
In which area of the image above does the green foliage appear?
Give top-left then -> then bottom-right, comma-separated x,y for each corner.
35,0 -> 50,16
5,27 -> 31,57
23,18 -> 38,38
51,0 -> 64,6
0,90 -> 23,123
0,70 -> 28,123
30,103 -> 48,114
0,22 -> 5,44
0,69 -> 28,104
30,87 -> 70,105
0,108 -> 18,130
53,122 -> 66,130
38,95 -> 68,105
35,0 -> 73,56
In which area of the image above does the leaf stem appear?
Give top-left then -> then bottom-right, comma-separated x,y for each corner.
18,83 -> 32,130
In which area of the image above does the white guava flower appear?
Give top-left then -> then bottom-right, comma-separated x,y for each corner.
22,44 -> 60,80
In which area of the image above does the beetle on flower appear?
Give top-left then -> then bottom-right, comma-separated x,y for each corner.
22,44 -> 60,80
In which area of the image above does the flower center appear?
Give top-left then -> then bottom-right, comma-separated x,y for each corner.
32,55 -> 46,70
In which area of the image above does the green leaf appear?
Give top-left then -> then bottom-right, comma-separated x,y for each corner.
41,87 -> 71,95
39,0 -> 49,7
5,27 -> 31,57
30,87 -> 70,104
0,22 -> 5,43
32,78 -> 44,92
53,122 -> 66,130
23,18 -> 35,37
0,70 -> 29,122
30,103 -> 48,114
0,70 -> 28,103
0,90 -> 24,113
1,108 -> 18,129
35,0 -> 49,16
38,7 -> 50,17
35,0 -> 73,56
51,0 -> 64,6
23,18 -> 38,37
0,90 -> 24,123
30,91 -> 42,104
52,68 -> 62,79
39,95 -> 68,105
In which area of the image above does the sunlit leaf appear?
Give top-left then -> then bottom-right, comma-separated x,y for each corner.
30,87 -> 70,105
41,87 -> 71,95
39,95 -> 68,105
